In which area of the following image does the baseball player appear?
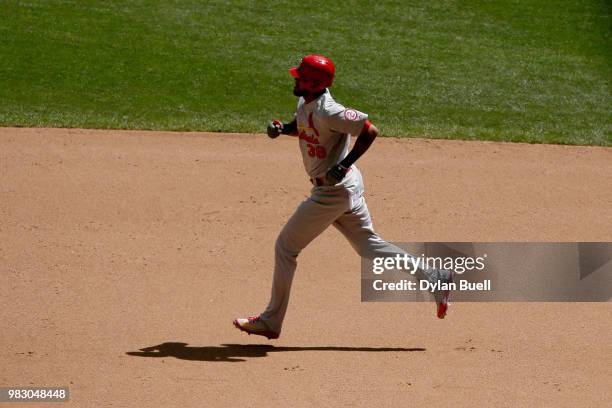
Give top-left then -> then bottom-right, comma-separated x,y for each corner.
233,54 -> 452,340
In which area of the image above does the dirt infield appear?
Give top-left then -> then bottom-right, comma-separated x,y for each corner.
1,127 -> 611,407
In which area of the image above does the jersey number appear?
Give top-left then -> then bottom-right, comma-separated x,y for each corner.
307,144 -> 327,159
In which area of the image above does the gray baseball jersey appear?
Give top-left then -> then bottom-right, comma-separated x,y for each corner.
295,89 -> 368,178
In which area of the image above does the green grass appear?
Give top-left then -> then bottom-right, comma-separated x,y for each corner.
0,0 -> 610,145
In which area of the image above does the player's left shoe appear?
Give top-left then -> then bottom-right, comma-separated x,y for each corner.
436,269 -> 454,319
233,315 -> 280,340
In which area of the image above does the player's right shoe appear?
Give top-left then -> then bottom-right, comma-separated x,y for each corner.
233,315 -> 280,340
435,269 -> 454,319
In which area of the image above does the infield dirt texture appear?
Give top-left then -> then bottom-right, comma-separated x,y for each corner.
1,127 -> 611,407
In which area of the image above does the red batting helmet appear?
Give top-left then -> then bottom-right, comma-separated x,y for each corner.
289,54 -> 335,92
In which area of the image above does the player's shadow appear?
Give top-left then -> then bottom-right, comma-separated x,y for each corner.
126,342 -> 426,363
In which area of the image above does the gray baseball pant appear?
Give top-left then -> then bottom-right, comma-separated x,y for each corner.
260,168 -> 444,333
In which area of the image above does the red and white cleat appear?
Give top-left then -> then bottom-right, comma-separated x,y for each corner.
437,298 -> 449,319
233,315 -> 280,340
436,270 -> 454,319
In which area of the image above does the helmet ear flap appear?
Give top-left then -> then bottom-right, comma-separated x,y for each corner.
306,78 -> 324,93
